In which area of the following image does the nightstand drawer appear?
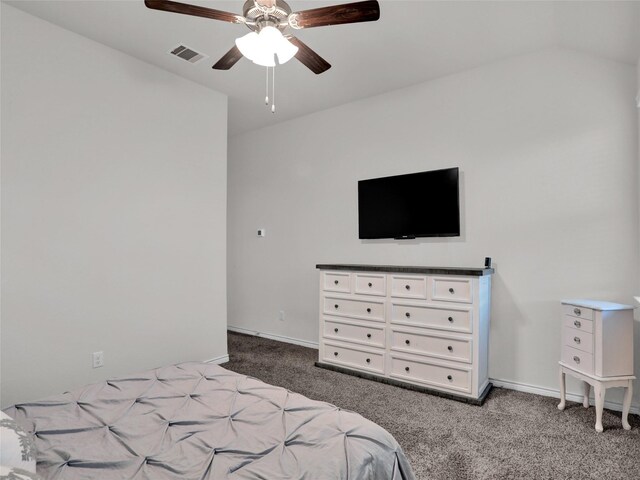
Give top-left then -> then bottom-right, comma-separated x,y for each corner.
562,314 -> 593,334
432,278 -> 473,303
390,355 -> 471,393
324,342 -> 384,374
323,272 -> 350,293
323,296 -> 385,322
562,304 -> 594,321
391,328 -> 472,363
354,274 -> 386,296
390,275 -> 427,299
562,326 -> 593,354
324,319 -> 385,348
391,303 -> 472,333
562,345 -> 594,375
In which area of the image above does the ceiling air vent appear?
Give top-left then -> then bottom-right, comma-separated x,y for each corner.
168,44 -> 208,64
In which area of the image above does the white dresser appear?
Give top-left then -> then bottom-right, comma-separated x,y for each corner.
316,264 -> 493,404
558,299 -> 635,432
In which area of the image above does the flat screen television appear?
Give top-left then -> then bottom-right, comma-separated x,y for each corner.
358,167 -> 460,239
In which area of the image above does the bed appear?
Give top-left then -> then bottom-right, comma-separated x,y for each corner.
3,362 -> 414,479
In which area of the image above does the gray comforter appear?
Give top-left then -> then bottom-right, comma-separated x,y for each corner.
4,362 -> 414,479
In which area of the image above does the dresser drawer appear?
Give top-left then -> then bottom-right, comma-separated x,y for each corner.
324,296 -> 385,322
324,342 -> 384,374
562,314 -> 593,334
354,274 -> 386,296
390,355 -> 471,393
391,328 -> 472,364
432,278 -> 473,303
562,326 -> 593,354
390,275 -> 427,299
562,345 -> 594,375
391,303 -> 472,333
322,272 -> 351,293
562,304 -> 594,321
324,319 -> 385,348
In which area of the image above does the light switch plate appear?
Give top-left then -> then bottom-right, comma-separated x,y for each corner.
92,351 -> 104,368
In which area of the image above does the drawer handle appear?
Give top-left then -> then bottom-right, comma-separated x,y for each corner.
366,308 -> 371,313
574,308 -> 581,316
447,345 -> 453,352
405,339 -> 410,345
447,375 -> 453,381
448,316 -> 454,323
405,284 -> 411,290
334,352 -> 339,357
449,288 -> 455,294
334,304 -> 339,309
366,358 -> 371,364
334,328 -> 339,333
405,366 -> 410,372
573,356 -> 580,364
368,282 -> 373,287
334,280 -> 339,285
573,320 -> 581,328
366,333 -> 371,338
405,312 -> 411,318
573,336 -> 581,345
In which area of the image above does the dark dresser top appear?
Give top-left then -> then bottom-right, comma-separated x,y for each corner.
316,264 -> 494,276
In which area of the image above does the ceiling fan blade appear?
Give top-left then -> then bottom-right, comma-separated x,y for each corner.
144,0 -> 244,24
288,37 -> 331,74
212,45 -> 243,70
290,0 -> 379,29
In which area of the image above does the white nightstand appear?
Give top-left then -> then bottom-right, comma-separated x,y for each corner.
557,299 -> 635,432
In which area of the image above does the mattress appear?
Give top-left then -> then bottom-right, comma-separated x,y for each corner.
3,362 -> 415,479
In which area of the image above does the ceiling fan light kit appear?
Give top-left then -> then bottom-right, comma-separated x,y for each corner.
235,26 -> 298,67
144,0 -> 380,111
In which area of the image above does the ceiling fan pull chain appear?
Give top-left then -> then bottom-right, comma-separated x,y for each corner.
265,66 -> 269,105
271,65 -> 276,114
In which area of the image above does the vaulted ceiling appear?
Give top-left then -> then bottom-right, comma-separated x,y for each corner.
7,1 -> 640,136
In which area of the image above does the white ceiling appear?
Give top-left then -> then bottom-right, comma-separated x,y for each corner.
6,1 -> 640,136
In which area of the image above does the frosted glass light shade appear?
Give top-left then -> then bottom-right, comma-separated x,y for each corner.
273,35 -> 298,64
235,26 -> 298,67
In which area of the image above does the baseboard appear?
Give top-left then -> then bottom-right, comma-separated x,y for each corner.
228,325 -> 319,349
205,354 -> 229,364
490,378 -> 640,415
226,327 -> 638,415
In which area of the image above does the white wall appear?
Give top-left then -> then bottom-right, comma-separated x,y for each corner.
228,48 -> 639,408
1,5 -> 228,408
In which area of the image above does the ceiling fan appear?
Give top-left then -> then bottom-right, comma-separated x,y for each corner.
144,0 -> 381,74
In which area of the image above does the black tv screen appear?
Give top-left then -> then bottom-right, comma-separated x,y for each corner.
358,167 -> 460,239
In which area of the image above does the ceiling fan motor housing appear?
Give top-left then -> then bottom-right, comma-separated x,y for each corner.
243,0 -> 292,32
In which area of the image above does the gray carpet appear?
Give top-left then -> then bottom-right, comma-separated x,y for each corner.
225,331 -> 640,480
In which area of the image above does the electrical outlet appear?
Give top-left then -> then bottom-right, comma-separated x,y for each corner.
92,351 -> 104,368
257,229 -> 266,237
278,310 -> 285,322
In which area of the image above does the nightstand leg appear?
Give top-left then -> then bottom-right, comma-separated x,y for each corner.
557,369 -> 566,411
622,382 -> 632,430
594,383 -> 605,433
582,381 -> 590,408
